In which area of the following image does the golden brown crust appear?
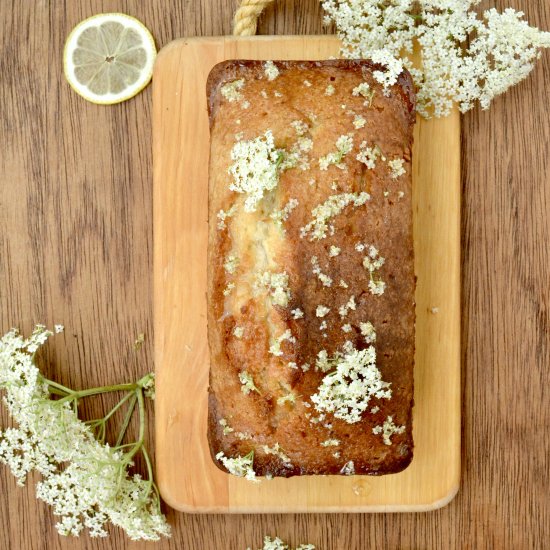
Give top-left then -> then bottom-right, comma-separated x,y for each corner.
206,60 -> 415,477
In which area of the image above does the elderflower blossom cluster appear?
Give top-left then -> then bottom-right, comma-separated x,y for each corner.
300,191 -> 370,241
0,326 -> 170,541
246,536 -> 316,550
216,450 -> 258,482
310,345 -> 392,424
229,130 -> 285,212
321,0 -> 550,117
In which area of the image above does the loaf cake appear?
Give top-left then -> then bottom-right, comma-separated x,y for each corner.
206,59 -> 415,479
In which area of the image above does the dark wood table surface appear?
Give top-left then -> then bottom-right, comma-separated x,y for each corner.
1,1 -> 548,549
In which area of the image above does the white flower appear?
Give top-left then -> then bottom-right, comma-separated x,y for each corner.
251,535 -> 316,550
264,60 -> 279,81
316,305 -> 330,318
373,415 -> 406,445
0,327 -> 170,541
220,79 -> 244,102
388,158 -> 406,179
319,134 -> 354,170
229,131 -> 285,212
321,0 -> 550,117
216,450 -> 258,482
255,271 -> 291,307
291,308 -> 304,319
311,345 -> 392,424
301,192 -> 370,241
239,371 -> 259,395
356,142 -> 382,169
360,321 -> 376,344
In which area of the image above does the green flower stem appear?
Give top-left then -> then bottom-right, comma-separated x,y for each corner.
102,391 -> 135,424
124,389 -> 146,463
115,393 -> 138,448
53,382 -> 140,405
45,379 -> 76,395
48,387 -> 69,397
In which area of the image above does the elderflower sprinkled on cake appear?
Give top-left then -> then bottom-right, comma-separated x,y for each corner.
325,84 -> 335,96
220,78 -> 244,102
229,130 -> 286,212
311,256 -> 333,287
261,443 -> 291,465
372,416 -> 406,445
310,345 -> 392,424
342,324 -> 352,333
269,329 -> 296,357
356,141 -> 383,169
219,418 -> 234,435
264,61 -> 279,81
352,114 -> 366,129
217,204 -> 237,230
369,280 -> 386,296
321,439 -> 340,447
397,190 -> 405,199
338,295 -> 356,318
255,271 -> 291,307
388,158 -> 406,179
319,134 -> 354,170
277,392 -> 296,406
223,282 -> 235,296
342,340 -> 355,354
303,79 -> 312,87
340,461 -> 355,476
239,371 -> 259,395
224,255 -> 239,274
316,305 -> 330,318
300,192 -> 370,240
274,90 -> 283,98
339,279 -> 348,289
270,198 -> 299,227
363,247 -> 386,296
216,450 -> 258,482
360,321 -> 376,344
352,82 -> 376,106
290,120 -> 309,136
291,308 -> 304,319
329,245 -> 341,257
287,362 -> 298,370
233,326 -> 244,339
322,0 -> 550,117
370,406 -> 380,414
315,350 -> 332,373
260,90 -> 268,99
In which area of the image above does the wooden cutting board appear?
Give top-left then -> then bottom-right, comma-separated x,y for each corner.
153,36 -> 461,513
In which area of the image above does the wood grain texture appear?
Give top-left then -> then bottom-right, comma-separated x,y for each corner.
0,0 -> 548,548
153,36 -> 460,513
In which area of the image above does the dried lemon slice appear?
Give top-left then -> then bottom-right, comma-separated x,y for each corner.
63,13 -> 156,104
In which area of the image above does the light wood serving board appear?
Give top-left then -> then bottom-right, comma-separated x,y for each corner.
153,36 -> 461,513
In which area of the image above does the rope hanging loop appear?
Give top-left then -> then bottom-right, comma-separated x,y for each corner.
233,0 -> 276,36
